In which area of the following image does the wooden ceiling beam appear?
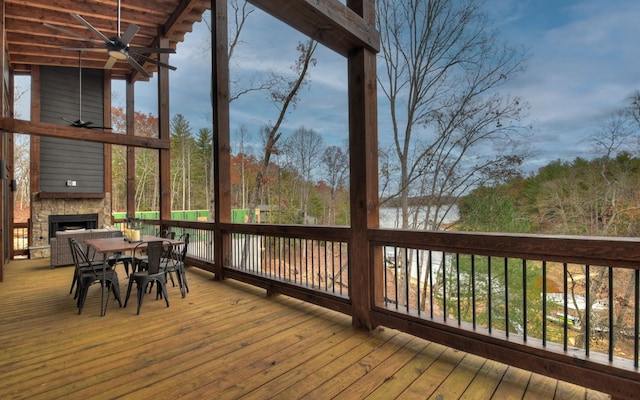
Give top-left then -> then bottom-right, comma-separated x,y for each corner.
0,118 -> 170,149
247,0 -> 379,57
163,0 -> 208,37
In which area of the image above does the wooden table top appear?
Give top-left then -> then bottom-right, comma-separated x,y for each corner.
84,235 -> 183,254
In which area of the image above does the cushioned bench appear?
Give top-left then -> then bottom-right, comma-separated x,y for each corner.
50,228 -> 122,268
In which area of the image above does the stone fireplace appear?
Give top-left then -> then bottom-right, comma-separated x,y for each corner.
29,197 -> 112,259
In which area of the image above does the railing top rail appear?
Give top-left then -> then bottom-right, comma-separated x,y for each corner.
370,228 -> 640,269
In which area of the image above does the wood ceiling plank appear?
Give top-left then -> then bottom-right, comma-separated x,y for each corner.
4,0 -> 208,79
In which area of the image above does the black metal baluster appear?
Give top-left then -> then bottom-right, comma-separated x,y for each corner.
405,247 -> 410,313
585,264 -> 590,356
288,237 -> 292,283
429,250 -> 434,317
324,241 -> 328,291
472,254 -> 476,329
394,247 -> 399,309
443,251 -> 447,323
523,259 -> 527,341
416,249 -> 421,316
542,260 -> 547,346
634,269 -> 639,368
609,266 -> 614,362
456,253 -> 461,325
563,263 -> 568,351
383,246 -> 388,306
505,257 -> 509,338
339,242 -> 344,296
488,256 -> 492,333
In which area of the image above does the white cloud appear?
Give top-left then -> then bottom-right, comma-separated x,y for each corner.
484,0 -> 640,170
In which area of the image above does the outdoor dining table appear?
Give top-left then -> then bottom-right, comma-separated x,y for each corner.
84,235 -> 184,316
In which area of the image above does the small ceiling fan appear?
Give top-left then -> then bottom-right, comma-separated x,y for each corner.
44,0 -> 176,78
62,51 -> 111,130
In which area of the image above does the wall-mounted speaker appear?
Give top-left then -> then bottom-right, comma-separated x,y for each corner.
10,179 -> 17,192
0,159 -> 5,179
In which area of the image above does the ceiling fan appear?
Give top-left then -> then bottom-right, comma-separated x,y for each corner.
62,51 -> 111,130
44,0 -> 176,78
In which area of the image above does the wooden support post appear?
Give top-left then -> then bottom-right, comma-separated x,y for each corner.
103,71 -> 112,211
125,77 -> 135,219
158,36 -> 171,222
347,0 -> 380,330
212,0 -> 232,279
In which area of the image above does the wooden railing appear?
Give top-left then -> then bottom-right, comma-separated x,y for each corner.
12,220 -> 30,258
147,219 -> 639,398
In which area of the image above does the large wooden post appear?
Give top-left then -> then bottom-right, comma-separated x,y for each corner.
347,0 -> 380,329
158,36 -> 172,221
212,0 -> 231,279
125,77 -> 135,219
103,71 -> 112,214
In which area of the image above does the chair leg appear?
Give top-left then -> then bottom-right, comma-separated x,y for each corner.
124,277 -> 135,308
175,270 -> 186,298
180,268 -> 189,294
110,278 -> 122,307
77,284 -> 88,314
168,271 -> 176,287
70,272 -> 78,295
136,281 -> 146,315
160,281 -> 170,308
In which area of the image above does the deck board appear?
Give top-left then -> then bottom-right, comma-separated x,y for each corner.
0,259 -> 610,399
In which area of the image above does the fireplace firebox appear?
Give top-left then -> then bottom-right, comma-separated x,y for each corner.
48,213 -> 99,241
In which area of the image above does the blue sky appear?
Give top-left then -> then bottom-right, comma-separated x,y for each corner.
16,1 -> 640,175
485,0 -> 640,171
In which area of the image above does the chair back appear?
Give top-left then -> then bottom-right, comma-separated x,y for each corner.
160,229 -> 176,239
178,233 -> 190,261
69,237 -> 82,269
136,240 -> 163,274
69,238 -> 93,271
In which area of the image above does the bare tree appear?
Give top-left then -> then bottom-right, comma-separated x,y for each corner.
376,0 -> 530,306
203,2 -> 278,103
282,126 -> 324,223
170,114 -> 193,210
321,144 -> 349,225
234,124 -> 252,209
246,39 -> 318,223
587,109 -> 635,160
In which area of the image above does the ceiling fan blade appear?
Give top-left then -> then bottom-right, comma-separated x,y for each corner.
126,56 -> 150,78
120,24 -> 139,46
129,47 -> 176,54
71,14 -> 113,45
132,53 -> 177,71
104,57 -> 118,69
43,23 -> 102,45
62,47 -> 104,52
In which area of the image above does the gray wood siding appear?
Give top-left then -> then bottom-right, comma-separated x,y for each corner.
39,66 -> 104,194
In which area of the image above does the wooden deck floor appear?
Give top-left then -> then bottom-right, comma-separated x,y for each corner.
0,258 -> 610,399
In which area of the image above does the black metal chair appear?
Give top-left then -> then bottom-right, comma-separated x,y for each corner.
69,238 -> 122,315
160,233 -> 190,298
130,229 -> 175,274
124,240 -> 170,315
68,237 -> 106,297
